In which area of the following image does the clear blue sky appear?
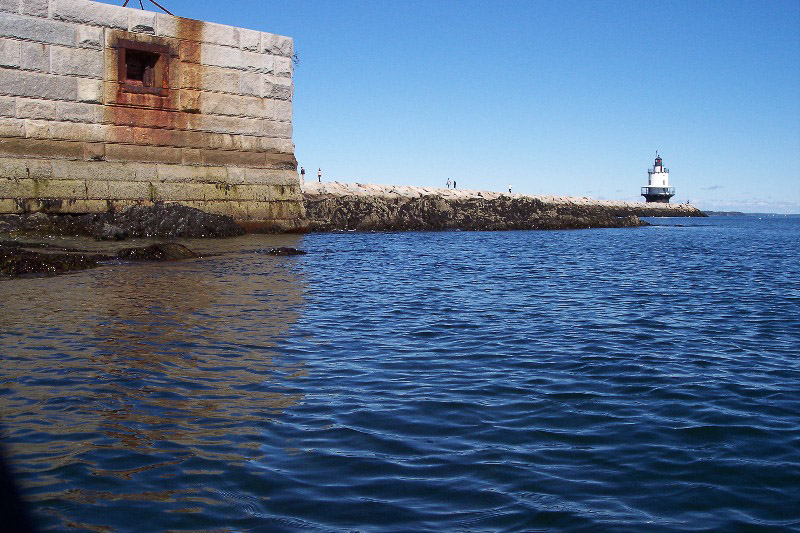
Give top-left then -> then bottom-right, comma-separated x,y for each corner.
110,0 -> 799,213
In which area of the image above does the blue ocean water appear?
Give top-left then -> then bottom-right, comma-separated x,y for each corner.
1,215 -> 799,531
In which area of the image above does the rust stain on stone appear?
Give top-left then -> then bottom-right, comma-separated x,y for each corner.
104,18 -> 205,153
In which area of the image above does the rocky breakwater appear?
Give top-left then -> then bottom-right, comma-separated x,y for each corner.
303,182 -> 705,232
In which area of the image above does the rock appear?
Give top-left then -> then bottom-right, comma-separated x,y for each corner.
97,223 -> 128,241
114,204 -> 245,238
115,243 -> 198,261
0,241 -> 101,278
267,247 -> 306,256
0,204 -> 245,239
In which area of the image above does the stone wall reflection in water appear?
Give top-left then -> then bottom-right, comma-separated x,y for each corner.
0,235 -> 306,530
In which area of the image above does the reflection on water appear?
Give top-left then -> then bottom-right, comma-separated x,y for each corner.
0,235 -> 306,530
2,220 -> 800,530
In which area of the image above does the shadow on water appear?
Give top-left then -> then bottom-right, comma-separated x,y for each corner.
0,234 -> 308,530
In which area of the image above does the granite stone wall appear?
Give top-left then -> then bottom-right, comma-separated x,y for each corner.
0,0 -> 303,230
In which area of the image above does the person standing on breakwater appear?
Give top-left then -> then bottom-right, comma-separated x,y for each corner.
446,178 -> 451,189
300,167 -> 305,183
318,168 -> 322,182
508,184 -> 512,194
453,180 -> 457,189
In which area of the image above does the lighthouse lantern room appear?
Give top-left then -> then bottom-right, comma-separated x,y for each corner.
641,152 -> 675,203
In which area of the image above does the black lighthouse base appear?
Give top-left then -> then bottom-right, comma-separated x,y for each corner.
641,187 -> 675,203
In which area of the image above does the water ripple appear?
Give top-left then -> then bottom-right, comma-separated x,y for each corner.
1,220 -> 799,530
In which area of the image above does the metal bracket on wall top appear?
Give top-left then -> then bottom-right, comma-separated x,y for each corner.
122,0 -> 173,16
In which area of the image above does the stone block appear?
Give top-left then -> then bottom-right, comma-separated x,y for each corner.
132,162 -> 158,181
34,177 -> 87,198
56,101 -> 102,123
155,13 -> 178,38
156,163 -> 224,183
0,137 -> 85,159
200,91 -> 267,119
0,13 -> 76,46
51,46 -> 103,78
0,95 -> 15,117
51,0 -> 127,29
179,90 -> 201,114
201,21 -> 239,48
0,157 -> 28,178
200,149 -> 265,167
240,28 -> 260,52
0,116 -> 25,137
273,121 -> 292,139
264,75 -> 292,100
83,142 -> 104,160
105,124 -> 133,144
129,10 -> 155,34
76,25 -> 102,49
0,37 -> 20,68
50,159 -> 136,181
20,0 -> 47,17
274,55 -> 292,78
189,113 -> 262,137
23,118 -> 49,138
16,98 -> 55,119
85,179 -> 108,198
262,33 -> 293,57
239,72 -> 260,97
131,126 -> 188,148
105,143 -> 182,164
105,179 -> 151,200
180,62 -> 240,94
49,121 -> 104,142
0,177 -> 36,198
76,77 -> 103,103
0,0 -> 20,14
200,43 -> 242,70
181,148 -> 202,165
21,157 -> 53,179
20,41 -> 48,71
178,39 -> 200,63
243,50 -> 273,74
275,100 -> 292,122
0,69 -> 77,100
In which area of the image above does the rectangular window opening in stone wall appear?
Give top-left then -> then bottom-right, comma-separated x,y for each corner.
118,39 -> 170,96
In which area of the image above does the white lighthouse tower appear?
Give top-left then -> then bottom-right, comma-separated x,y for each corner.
641,152 -> 675,203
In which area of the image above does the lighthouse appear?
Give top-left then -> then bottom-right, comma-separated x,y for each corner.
641,152 -> 675,203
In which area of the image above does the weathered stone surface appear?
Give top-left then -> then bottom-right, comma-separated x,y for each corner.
0,95 -> 15,116
76,25 -> 102,49
0,0 -> 300,229
274,56 -> 292,77
239,28 -> 260,52
51,0 -> 127,29
0,117 -> 25,136
0,68 -> 78,100
16,98 -> 55,119
20,41 -> 48,71
50,46 -> 103,77
0,37 -> 20,67
20,0 -> 47,18
0,13 -> 76,46
0,0 -> 20,14
76,77 -> 103,103
128,10 -> 155,34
